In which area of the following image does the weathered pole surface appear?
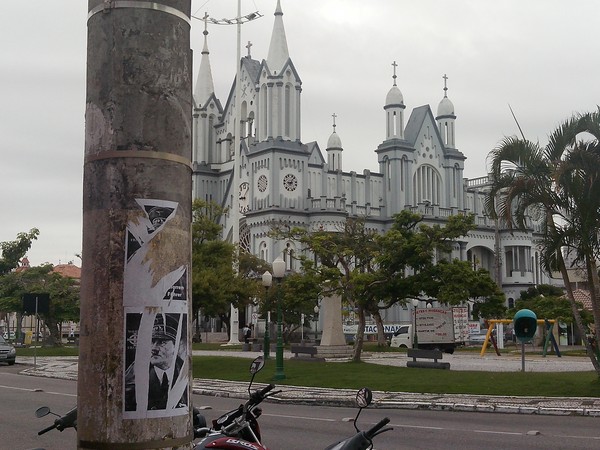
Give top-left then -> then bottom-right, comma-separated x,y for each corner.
80,1 -> 192,449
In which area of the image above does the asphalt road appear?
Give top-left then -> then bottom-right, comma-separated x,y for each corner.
2,365 -> 600,450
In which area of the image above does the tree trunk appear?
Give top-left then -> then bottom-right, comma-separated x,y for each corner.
352,306 -> 366,362
373,310 -> 387,346
585,258 -> 600,364
44,316 -> 62,347
558,253 -> 600,374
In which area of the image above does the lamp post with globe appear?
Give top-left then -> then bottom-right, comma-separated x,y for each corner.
261,271 -> 272,359
313,304 -> 320,343
272,256 -> 286,380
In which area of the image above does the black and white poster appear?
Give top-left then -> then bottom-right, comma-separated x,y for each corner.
124,311 -> 188,417
122,199 -> 189,419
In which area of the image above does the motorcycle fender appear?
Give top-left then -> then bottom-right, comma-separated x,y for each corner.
201,437 -> 267,450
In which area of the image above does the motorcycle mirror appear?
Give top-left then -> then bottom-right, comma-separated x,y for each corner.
356,387 -> 373,408
248,356 -> 265,394
353,388 -> 373,433
35,406 -> 51,418
249,356 -> 265,375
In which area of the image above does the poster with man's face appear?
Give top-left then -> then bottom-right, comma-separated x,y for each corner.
124,311 -> 188,417
122,199 -> 189,419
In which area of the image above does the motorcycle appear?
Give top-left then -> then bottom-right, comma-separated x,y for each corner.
31,357 -> 271,450
193,357 -> 393,450
193,355 -> 279,450
35,405 -> 77,436
324,387 -> 393,450
33,355 -> 392,450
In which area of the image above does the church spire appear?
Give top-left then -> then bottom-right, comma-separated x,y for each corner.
436,73 -> 456,148
327,113 -> 343,171
194,13 -> 215,107
266,0 -> 290,74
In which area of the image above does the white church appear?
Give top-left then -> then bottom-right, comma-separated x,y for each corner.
191,1 -> 553,326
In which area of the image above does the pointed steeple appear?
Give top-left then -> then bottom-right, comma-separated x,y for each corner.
266,0 -> 289,74
194,13 -> 215,107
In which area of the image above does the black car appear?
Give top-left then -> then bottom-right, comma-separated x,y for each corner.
0,335 -> 16,365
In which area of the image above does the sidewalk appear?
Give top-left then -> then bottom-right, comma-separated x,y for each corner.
16,350 -> 600,417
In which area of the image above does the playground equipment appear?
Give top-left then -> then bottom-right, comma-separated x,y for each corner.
479,317 -> 560,359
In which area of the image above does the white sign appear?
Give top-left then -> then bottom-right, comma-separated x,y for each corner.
342,324 -> 403,335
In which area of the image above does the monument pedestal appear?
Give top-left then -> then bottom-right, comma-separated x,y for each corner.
317,293 -> 353,358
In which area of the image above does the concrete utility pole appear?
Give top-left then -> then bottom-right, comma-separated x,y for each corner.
80,1 -> 192,449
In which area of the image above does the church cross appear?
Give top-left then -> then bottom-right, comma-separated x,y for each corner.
332,113 -> 337,131
202,12 -> 209,35
443,73 -> 448,97
392,61 -> 398,86
246,41 -> 253,58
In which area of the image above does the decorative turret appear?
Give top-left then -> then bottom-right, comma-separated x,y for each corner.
194,13 -> 215,107
256,0 -> 302,142
326,113 -> 343,171
384,61 -> 405,140
436,74 -> 456,148
266,0 -> 289,75
192,14 -> 221,165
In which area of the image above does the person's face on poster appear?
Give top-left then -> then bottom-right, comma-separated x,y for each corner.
150,337 -> 175,370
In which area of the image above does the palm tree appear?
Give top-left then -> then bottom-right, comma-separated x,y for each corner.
486,109 -> 600,375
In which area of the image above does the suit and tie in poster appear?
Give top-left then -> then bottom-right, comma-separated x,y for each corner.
122,199 -> 190,419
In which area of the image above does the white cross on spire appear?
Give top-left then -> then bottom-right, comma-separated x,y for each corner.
443,73 -> 449,97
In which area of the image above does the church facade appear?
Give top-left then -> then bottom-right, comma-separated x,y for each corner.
191,1 -> 554,324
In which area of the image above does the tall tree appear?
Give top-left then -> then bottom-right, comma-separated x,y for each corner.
0,229 -> 39,275
271,217 -> 380,360
272,212 -> 503,361
486,108 -> 600,374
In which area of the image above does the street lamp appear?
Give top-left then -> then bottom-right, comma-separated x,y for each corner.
411,299 -> 419,349
261,271 -> 272,359
313,304 -> 320,343
272,256 -> 286,380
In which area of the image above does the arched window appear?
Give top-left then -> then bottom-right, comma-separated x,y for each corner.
239,222 -> 251,253
260,84 -> 268,139
412,165 -> 441,205
259,241 -> 268,262
208,115 -> 215,161
284,242 -> 295,271
284,85 -> 291,138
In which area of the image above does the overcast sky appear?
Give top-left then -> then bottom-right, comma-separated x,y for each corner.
2,0 -> 599,267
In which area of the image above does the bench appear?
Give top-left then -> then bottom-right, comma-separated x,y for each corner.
290,345 -> 325,362
406,349 -> 450,369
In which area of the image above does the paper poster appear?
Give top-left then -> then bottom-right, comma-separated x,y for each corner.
122,199 -> 189,419
124,311 -> 189,418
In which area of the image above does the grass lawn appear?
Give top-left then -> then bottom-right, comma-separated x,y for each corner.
16,343 -> 600,398
192,355 -> 600,398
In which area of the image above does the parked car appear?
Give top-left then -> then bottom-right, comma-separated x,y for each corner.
469,328 -> 503,346
2,331 -> 15,341
0,335 -> 16,365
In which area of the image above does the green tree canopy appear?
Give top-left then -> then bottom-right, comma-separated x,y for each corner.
0,264 -> 79,345
509,284 -> 591,325
0,229 -> 39,275
272,211 -> 503,360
